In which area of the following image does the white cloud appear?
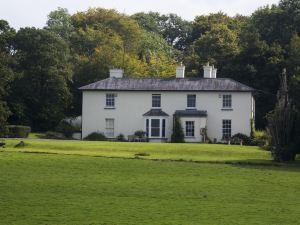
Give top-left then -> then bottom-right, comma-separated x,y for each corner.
0,0 -> 279,29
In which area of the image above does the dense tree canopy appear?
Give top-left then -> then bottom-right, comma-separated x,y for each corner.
8,28 -> 72,130
1,0 -> 300,132
0,20 -> 15,134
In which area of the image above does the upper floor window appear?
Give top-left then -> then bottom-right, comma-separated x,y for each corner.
106,93 -> 115,108
222,119 -> 231,140
187,94 -> 196,108
222,94 -> 232,108
152,94 -> 161,108
185,121 -> 195,137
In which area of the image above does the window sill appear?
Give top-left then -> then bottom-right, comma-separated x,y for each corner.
104,107 -> 116,109
185,136 -> 195,138
221,108 -> 233,111
148,137 -> 168,140
186,107 -> 196,110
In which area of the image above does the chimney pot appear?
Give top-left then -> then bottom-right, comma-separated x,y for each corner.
203,62 -> 212,78
176,65 -> 185,78
109,69 -> 123,78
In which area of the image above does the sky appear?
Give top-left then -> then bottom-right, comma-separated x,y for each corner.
0,0 -> 279,30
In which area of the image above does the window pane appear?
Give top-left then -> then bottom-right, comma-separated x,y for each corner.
105,118 -> 114,137
151,119 -> 160,137
152,94 -> 161,108
162,119 -> 166,137
146,119 -> 149,137
222,94 -> 232,108
185,121 -> 195,137
222,119 -> 231,140
106,93 -> 115,107
187,95 -> 196,108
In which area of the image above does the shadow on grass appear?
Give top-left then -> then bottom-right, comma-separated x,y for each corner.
5,149 -> 300,172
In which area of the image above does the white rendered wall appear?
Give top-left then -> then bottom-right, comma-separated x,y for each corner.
82,91 -> 254,142
180,117 -> 207,142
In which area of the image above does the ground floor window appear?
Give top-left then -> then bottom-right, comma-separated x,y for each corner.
151,119 -> 160,137
145,118 -> 166,138
105,118 -> 114,138
222,119 -> 231,140
185,121 -> 195,137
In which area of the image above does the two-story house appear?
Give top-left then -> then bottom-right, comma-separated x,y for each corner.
79,63 -> 255,142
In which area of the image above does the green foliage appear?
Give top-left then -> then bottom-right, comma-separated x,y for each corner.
10,28 -> 72,131
193,24 -> 239,66
132,12 -> 192,50
5,125 -> 31,138
84,132 -> 107,141
252,129 -> 270,148
55,120 -> 79,139
45,7 -> 73,40
134,130 -> 146,138
267,70 -> 297,161
231,133 -> 253,145
116,133 -> 125,142
171,117 -> 185,143
0,20 -> 15,135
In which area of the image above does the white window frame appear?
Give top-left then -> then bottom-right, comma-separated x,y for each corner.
106,93 -> 115,108
187,94 -> 196,109
152,94 -> 161,108
145,117 -> 166,138
222,119 -> 231,140
222,94 -> 232,108
185,121 -> 195,137
105,118 -> 115,138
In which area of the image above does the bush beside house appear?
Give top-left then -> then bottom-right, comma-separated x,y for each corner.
84,132 -> 107,141
171,117 -> 184,143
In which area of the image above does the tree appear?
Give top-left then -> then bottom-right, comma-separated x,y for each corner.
69,8 -> 177,115
0,20 -> 15,135
132,12 -> 192,51
9,28 -> 72,131
45,7 -> 73,40
192,24 -> 239,68
267,69 -> 298,161
171,117 -> 184,143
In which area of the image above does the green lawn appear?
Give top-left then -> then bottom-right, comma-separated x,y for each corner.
4,139 -> 272,164
1,140 -> 300,225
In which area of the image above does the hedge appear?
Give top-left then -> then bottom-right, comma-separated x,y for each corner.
5,125 -> 31,138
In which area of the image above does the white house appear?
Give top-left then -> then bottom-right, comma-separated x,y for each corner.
79,64 -> 255,142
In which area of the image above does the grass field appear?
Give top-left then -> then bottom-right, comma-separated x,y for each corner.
1,139 -> 300,225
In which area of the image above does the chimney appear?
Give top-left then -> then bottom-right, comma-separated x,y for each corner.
203,63 -> 217,78
176,64 -> 185,78
109,69 -> 123,78
212,65 -> 217,78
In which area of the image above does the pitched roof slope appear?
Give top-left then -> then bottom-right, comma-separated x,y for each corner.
79,77 -> 254,92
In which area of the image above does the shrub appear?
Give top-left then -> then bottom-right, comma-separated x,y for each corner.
231,133 -> 253,145
5,125 -> 31,138
253,130 -> 270,147
116,133 -> 125,142
43,131 -> 66,140
134,130 -> 146,138
84,132 -> 106,141
171,117 -> 184,143
56,120 -> 78,139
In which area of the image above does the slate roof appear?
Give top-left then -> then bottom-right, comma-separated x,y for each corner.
174,110 -> 207,117
143,109 -> 169,117
79,77 -> 254,92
